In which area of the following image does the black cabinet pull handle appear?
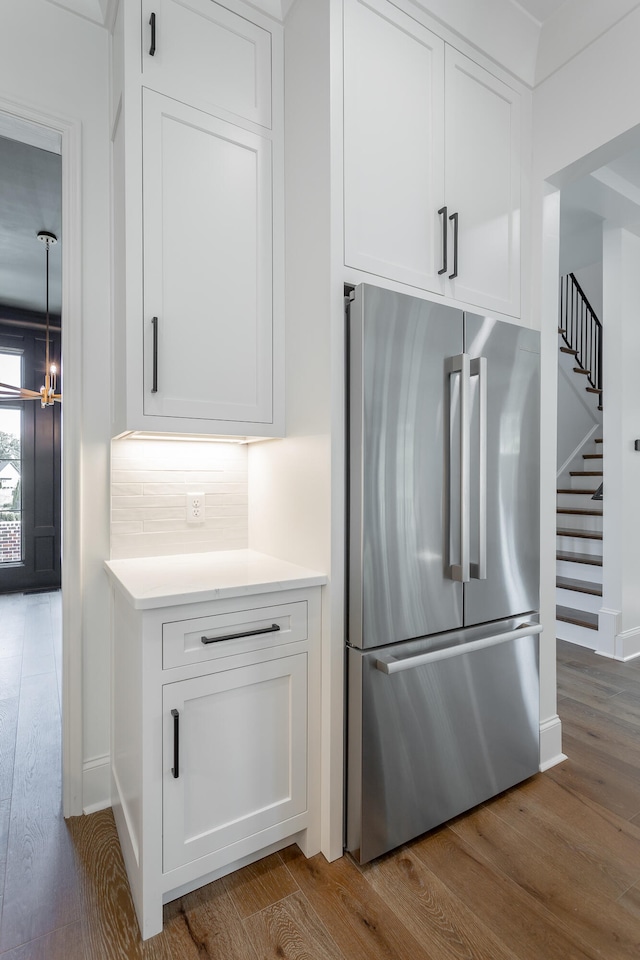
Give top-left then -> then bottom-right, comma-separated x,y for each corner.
151,316 -> 158,393
201,623 -> 281,645
449,211 -> 459,280
171,708 -> 179,778
149,12 -> 156,56
438,205 -> 448,275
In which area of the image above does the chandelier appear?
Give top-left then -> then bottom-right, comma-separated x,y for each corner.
0,230 -> 61,407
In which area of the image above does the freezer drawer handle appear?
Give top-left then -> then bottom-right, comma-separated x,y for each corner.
201,623 -> 281,644
374,622 -> 542,675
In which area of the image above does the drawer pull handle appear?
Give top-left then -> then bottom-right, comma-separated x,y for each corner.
171,708 -> 179,779
201,623 -> 281,645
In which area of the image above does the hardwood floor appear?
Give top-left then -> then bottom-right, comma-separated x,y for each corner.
2,605 -> 640,958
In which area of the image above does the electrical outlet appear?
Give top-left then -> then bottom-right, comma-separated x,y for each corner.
187,492 -> 205,524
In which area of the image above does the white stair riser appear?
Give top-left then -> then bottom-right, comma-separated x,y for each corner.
556,619 -> 598,648
556,588 -> 602,613
570,474 -> 603,491
555,512 -> 602,533
557,492 -> 600,510
556,559 -> 603,582
556,535 -> 603,556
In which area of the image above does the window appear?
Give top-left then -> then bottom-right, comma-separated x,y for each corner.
0,352 -> 23,563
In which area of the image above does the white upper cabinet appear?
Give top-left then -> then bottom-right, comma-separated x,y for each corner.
344,0 -> 445,293
143,92 -> 273,424
343,0 -> 522,318
110,0 -> 283,438
140,0 -> 272,128
443,47 -> 520,317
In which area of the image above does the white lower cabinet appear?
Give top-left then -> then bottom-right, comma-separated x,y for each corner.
162,653 -> 308,873
108,583 -> 322,941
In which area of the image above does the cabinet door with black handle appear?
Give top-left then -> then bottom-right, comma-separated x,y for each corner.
162,653 -> 308,872
140,0 -> 272,128
443,47 -> 521,317
142,90 -> 274,426
343,0 -> 446,294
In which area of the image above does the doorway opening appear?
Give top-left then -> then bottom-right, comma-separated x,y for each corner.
0,117 -> 66,942
0,125 -> 62,593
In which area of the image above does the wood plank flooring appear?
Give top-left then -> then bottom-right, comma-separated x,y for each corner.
2,601 -> 640,958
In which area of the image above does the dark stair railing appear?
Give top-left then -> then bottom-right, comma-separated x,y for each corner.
559,273 -> 603,395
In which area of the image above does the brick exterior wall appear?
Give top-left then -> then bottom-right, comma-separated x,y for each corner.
0,521 -> 21,562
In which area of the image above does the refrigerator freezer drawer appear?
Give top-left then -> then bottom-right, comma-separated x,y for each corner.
346,623 -> 540,864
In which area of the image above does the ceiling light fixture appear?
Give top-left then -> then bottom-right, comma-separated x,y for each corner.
0,230 -> 61,407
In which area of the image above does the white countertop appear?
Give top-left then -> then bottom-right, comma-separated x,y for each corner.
104,549 -> 327,610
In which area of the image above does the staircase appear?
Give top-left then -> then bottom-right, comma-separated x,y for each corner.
556,273 -> 603,647
556,435 -> 603,644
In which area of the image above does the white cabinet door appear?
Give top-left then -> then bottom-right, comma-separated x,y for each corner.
142,90 -> 273,425
162,653 -> 308,873
444,47 -> 521,317
343,0 -> 445,293
140,0 -> 272,127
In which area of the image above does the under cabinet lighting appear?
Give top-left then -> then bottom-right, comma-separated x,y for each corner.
113,431 -> 280,444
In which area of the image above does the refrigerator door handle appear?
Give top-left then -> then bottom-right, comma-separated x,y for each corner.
375,622 -> 542,675
470,356 -> 488,580
446,353 -> 470,583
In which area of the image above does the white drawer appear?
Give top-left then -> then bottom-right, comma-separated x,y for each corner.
162,601 -> 308,670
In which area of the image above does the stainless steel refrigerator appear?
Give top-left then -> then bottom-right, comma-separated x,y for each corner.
346,283 -> 541,864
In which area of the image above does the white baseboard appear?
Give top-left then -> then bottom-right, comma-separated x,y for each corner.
592,609 -> 640,660
614,625 -> 640,661
82,754 -> 111,814
594,607 -> 619,658
539,714 -> 567,771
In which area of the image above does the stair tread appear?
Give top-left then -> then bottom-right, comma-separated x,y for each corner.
569,471 -> 603,477
560,347 -> 577,354
557,550 -> 603,566
595,438 -> 603,444
557,507 -> 603,516
557,488 -> 598,495
556,606 -> 599,630
583,453 -> 603,459
573,367 -> 590,375
557,528 -> 603,540
586,386 -> 603,394
556,576 -> 603,597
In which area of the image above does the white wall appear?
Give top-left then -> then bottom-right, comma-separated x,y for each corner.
533,9 -> 640,691
0,0 -> 111,811
601,228 -> 640,658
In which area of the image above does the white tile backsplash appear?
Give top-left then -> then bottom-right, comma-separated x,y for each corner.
110,438 -> 249,559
